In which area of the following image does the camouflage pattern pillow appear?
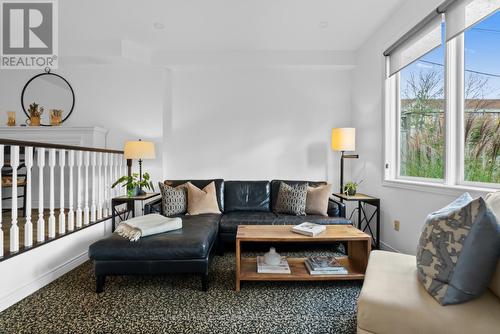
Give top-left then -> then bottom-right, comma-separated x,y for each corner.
417,193 -> 500,305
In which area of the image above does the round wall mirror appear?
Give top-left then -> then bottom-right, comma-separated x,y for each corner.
21,70 -> 75,126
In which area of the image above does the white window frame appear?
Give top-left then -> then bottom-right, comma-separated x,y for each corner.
383,32 -> 500,194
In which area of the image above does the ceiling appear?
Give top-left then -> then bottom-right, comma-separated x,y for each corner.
60,0 -> 405,52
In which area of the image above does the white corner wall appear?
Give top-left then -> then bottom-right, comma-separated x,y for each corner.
164,67 -> 353,190
0,220 -> 112,312
351,0 -> 489,254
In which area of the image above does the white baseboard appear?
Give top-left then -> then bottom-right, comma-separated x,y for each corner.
380,241 -> 401,253
0,251 -> 89,312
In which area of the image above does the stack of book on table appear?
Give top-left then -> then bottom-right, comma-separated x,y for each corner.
304,256 -> 348,275
257,256 -> 291,274
291,222 -> 326,237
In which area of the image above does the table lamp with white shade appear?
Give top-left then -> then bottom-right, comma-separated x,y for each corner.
124,139 -> 156,195
331,128 -> 359,194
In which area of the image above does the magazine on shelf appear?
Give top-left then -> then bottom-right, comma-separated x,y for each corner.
291,222 -> 326,237
257,256 -> 291,274
304,260 -> 348,275
307,256 -> 345,271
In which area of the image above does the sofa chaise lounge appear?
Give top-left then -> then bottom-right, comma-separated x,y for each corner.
89,179 -> 350,292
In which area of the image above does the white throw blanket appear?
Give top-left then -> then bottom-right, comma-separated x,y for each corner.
115,214 -> 182,242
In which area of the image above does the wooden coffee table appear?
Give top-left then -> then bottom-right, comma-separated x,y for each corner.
235,225 -> 371,291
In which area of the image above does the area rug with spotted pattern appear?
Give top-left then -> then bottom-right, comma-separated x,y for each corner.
0,251 -> 362,334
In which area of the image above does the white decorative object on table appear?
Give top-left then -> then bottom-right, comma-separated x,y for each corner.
264,247 -> 282,265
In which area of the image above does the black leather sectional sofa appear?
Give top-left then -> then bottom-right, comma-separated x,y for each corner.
89,179 -> 349,292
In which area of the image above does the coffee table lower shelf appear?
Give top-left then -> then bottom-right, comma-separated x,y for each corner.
239,257 -> 365,282
235,225 -> 371,291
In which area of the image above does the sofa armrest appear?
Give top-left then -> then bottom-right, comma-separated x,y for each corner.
144,198 -> 162,215
328,198 -> 346,218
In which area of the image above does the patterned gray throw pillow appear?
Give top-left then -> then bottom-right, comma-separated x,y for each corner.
275,182 -> 308,216
158,182 -> 187,216
417,193 -> 500,305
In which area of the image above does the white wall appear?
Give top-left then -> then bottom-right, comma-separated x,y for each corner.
351,0 -> 488,254
0,66 -> 165,184
164,67 -> 353,190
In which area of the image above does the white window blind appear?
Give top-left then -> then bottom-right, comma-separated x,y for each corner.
387,15 -> 443,77
446,0 -> 500,41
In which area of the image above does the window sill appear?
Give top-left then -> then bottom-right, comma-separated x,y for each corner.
382,178 -> 498,197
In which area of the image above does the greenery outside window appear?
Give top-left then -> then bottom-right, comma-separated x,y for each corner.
384,2 -> 500,190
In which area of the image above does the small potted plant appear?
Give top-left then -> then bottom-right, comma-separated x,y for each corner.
112,172 -> 153,197
50,109 -> 63,126
27,102 -> 43,126
343,180 -> 363,196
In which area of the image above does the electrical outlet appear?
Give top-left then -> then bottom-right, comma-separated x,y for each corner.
394,220 -> 400,231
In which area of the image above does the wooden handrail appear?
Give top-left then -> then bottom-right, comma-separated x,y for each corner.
0,138 -> 123,154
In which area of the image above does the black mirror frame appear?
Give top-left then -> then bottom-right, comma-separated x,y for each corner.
21,69 -> 75,126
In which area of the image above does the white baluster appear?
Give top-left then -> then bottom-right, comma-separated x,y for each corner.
24,147 -> 33,247
76,151 -> 82,228
10,145 -> 20,252
108,153 -> 114,213
67,150 -> 75,231
58,149 -> 66,235
97,153 -> 103,220
0,145 -> 4,257
121,156 -> 126,196
48,148 -> 56,238
83,151 -> 90,225
113,154 -> 119,198
90,152 -> 97,222
37,148 -> 45,242
103,153 -> 109,217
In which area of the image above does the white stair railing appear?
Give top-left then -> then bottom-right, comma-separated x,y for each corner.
9,145 -> 19,252
90,152 -> 97,222
84,151 -> 90,226
37,148 -> 45,243
24,147 -> 33,247
67,150 -> 75,231
0,139 -> 126,260
48,148 -> 56,238
58,149 -> 66,235
97,153 -> 103,220
76,151 -> 83,228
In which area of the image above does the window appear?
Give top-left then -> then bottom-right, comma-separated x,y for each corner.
399,46 -> 445,179
385,1 -> 500,189
463,11 -> 500,184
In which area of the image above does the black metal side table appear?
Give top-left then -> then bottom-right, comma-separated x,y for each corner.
332,193 -> 380,249
111,193 -> 160,231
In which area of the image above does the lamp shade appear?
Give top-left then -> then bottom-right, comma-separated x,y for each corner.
331,128 -> 356,151
124,140 -> 156,160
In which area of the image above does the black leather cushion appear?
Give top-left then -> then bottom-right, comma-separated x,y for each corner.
89,214 -> 220,261
270,180 -> 326,212
219,212 -> 278,234
164,179 -> 224,212
274,214 -> 351,225
219,212 -> 351,234
224,181 -> 270,212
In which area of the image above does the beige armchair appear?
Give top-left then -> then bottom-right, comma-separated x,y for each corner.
357,250 -> 500,334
